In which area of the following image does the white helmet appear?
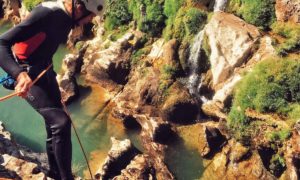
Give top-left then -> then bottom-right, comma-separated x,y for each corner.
81,0 -> 105,16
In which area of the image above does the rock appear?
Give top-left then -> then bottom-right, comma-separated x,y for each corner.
229,141 -> 250,163
202,145 -> 275,179
81,31 -> 137,90
161,82 -> 199,124
1,154 -> 46,180
57,74 -> 79,104
0,122 -> 48,179
95,138 -> 140,180
58,47 -> 87,103
204,12 -> 260,87
113,155 -> 154,180
202,36 -> 275,118
276,0 -> 300,23
198,126 -> 227,157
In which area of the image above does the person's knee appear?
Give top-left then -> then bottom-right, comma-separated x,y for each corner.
39,107 -> 71,136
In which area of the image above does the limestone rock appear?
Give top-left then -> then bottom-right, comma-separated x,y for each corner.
204,12 -> 260,87
0,122 -> 48,179
95,138 -> 140,180
82,31 -> 138,90
198,126 -> 227,157
113,155 -> 154,180
276,0 -> 300,23
202,144 -> 275,180
161,82 -> 199,124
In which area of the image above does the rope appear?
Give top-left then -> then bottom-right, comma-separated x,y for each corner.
0,64 -> 53,102
61,100 -> 94,180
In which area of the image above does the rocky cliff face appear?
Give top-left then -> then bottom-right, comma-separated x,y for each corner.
2,0 -> 300,179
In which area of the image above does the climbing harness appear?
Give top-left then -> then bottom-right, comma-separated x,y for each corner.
61,100 -> 94,180
0,64 -> 53,102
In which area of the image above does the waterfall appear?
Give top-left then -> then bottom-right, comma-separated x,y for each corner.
186,30 -> 204,100
214,0 -> 228,12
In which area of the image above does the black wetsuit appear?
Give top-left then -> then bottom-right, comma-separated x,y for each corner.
0,2 -> 73,180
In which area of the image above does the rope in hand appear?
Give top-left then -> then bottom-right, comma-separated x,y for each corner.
61,100 -> 94,180
0,64 -> 53,102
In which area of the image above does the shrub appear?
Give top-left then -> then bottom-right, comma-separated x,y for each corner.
23,0 -> 43,11
271,22 -> 300,56
267,129 -> 291,143
226,0 -> 276,29
229,58 -> 300,140
165,7 -> 207,41
128,0 -> 165,36
104,0 -> 132,30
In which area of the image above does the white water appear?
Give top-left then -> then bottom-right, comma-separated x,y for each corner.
214,0 -> 228,12
187,30 -> 204,98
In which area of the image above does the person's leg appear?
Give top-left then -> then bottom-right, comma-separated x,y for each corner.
25,84 -> 73,180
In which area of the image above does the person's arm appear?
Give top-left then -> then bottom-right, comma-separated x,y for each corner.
0,5 -> 51,79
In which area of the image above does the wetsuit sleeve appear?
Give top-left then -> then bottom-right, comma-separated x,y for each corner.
0,6 -> 52,78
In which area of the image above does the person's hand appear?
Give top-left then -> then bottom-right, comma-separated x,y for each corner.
15,72 -> 32,98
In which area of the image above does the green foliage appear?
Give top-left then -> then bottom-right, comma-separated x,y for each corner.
229,58 -> 300,141
104,0 -> 132,30
164,7 -> 207,41
23,0 -> 43,11
164,0 -> 184,18
267,129 -> 292,143
159,64 -> 178,94
270,154 -> 286,177
128,0 -> 165,36
227,0 -> 276,29
271,22 -> 300,56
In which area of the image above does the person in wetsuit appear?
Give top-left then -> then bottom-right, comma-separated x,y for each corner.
0,0 -> 104,179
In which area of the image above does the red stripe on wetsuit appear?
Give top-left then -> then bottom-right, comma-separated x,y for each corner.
13,32 -> 46,60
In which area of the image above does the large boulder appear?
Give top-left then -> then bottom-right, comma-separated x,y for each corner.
161,82 -> 199,124
204,12 -> 260,87
275,0 -> 300,23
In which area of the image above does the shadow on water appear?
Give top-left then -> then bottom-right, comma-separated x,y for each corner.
165,135 -> 204,180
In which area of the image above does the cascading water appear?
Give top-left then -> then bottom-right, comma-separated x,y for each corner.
214,0 -> 228,12
186,30 -> 204,101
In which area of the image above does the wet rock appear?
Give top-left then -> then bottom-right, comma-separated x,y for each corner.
276,0 -> 300,23
113,155 -> 155,180
95,138 -> 140,180
161,82 -> 199,124
205,12 -> 260,87
198,126 -> 227,157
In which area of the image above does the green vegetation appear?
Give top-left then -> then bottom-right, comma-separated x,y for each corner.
227,0 -> 276,29
104,0 -> 132,30
128,0 -> 165,36
267,129 -> 291,143
164,6 -> 207,41
271,22 -> 300,56
270,154 -> 286,177
159,64 -> 178,94
23,0 -> 43,11
229,58 -> 300,142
